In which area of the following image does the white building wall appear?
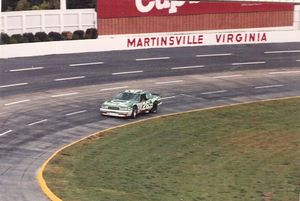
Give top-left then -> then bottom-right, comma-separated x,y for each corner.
294,5 -> 300,29
0,9 -> 97,35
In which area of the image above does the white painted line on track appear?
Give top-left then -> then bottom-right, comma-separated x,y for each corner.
155,80 -> 183,85
269,70 -> 300,75
264,50 -> 300,54
201,90 -> 227,95
100,86 -> 128,91
255,84 -> 284,89
171,65 -> 205,70
0,83 -> 28,88
161,96 -> 177,100
28,119 -> 48,126
54,76 -> 85,81
112,70 -> 143,75
9,67 -> 44,72
297,60 -> 300,62
4,99 -> 30,106
232,61 -> 266,66
135,57 -> 170,61
0,130 -> 13,137
51,92 -> 79,98
69,62 -> 104,67
65,110 -> 87,116
212,74 -> 243,79
196,53 -> 232,57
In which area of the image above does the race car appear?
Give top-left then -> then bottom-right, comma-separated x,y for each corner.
100,89 -> 162,118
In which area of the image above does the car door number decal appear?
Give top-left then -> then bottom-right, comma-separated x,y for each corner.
142,100 -> 152,110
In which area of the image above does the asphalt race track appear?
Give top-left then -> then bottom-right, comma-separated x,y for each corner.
0,42 -> 300,201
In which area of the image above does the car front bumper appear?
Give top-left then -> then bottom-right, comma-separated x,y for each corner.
100,108 -> 133,118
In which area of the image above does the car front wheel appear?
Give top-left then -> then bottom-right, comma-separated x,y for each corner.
131,106 -> 138,119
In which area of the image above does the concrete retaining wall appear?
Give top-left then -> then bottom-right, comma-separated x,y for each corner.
0,28 -> 299,59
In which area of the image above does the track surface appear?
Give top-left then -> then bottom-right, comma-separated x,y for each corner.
0,43 -> 300,201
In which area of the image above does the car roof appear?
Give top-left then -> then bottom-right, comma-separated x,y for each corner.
123,89 -> 147,94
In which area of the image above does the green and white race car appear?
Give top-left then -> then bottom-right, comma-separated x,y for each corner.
100,89 -> 162,118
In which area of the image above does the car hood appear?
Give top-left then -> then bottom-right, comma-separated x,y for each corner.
103,99 -> 137,107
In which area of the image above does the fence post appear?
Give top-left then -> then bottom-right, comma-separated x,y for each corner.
0,0 -> 2,34
60,12 -> 64,33
41,13 -> 45,32
60,0 -> 66,32
79,12 -> 82,30
22,13 -> 26,34
61,0 -> 67,10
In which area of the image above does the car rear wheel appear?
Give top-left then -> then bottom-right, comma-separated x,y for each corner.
131,106 -> 138,119
150,102 -> 158,113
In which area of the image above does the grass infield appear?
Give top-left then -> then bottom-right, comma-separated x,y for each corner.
44,98 -> 300,201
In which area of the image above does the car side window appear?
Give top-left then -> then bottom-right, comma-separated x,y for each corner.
141,94 -> 147,102
146,92 -> 151,99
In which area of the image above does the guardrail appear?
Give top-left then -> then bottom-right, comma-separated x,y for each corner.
0,9 -> 97,35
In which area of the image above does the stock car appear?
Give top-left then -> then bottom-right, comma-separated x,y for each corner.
100,89 -> 162,118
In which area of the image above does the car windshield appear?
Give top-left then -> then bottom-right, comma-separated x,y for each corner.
115,92 -> 140,101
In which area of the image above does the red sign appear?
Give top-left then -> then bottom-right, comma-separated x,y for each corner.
98,0 -> 293,19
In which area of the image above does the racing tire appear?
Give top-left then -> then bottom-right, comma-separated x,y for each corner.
150,102 -> 158,113
131,106 -> 138,119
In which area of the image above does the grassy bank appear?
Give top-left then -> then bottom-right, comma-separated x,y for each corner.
44,98 -> 300,201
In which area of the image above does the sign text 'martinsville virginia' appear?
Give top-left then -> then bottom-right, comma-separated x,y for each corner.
127,32 -> 268,48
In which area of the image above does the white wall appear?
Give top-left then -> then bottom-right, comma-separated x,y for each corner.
294,5 -> 300,29
1,29 -> 300,59
0,9 -> 97,35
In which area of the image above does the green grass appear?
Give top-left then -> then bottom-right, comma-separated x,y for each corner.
44,98 -> 300,201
